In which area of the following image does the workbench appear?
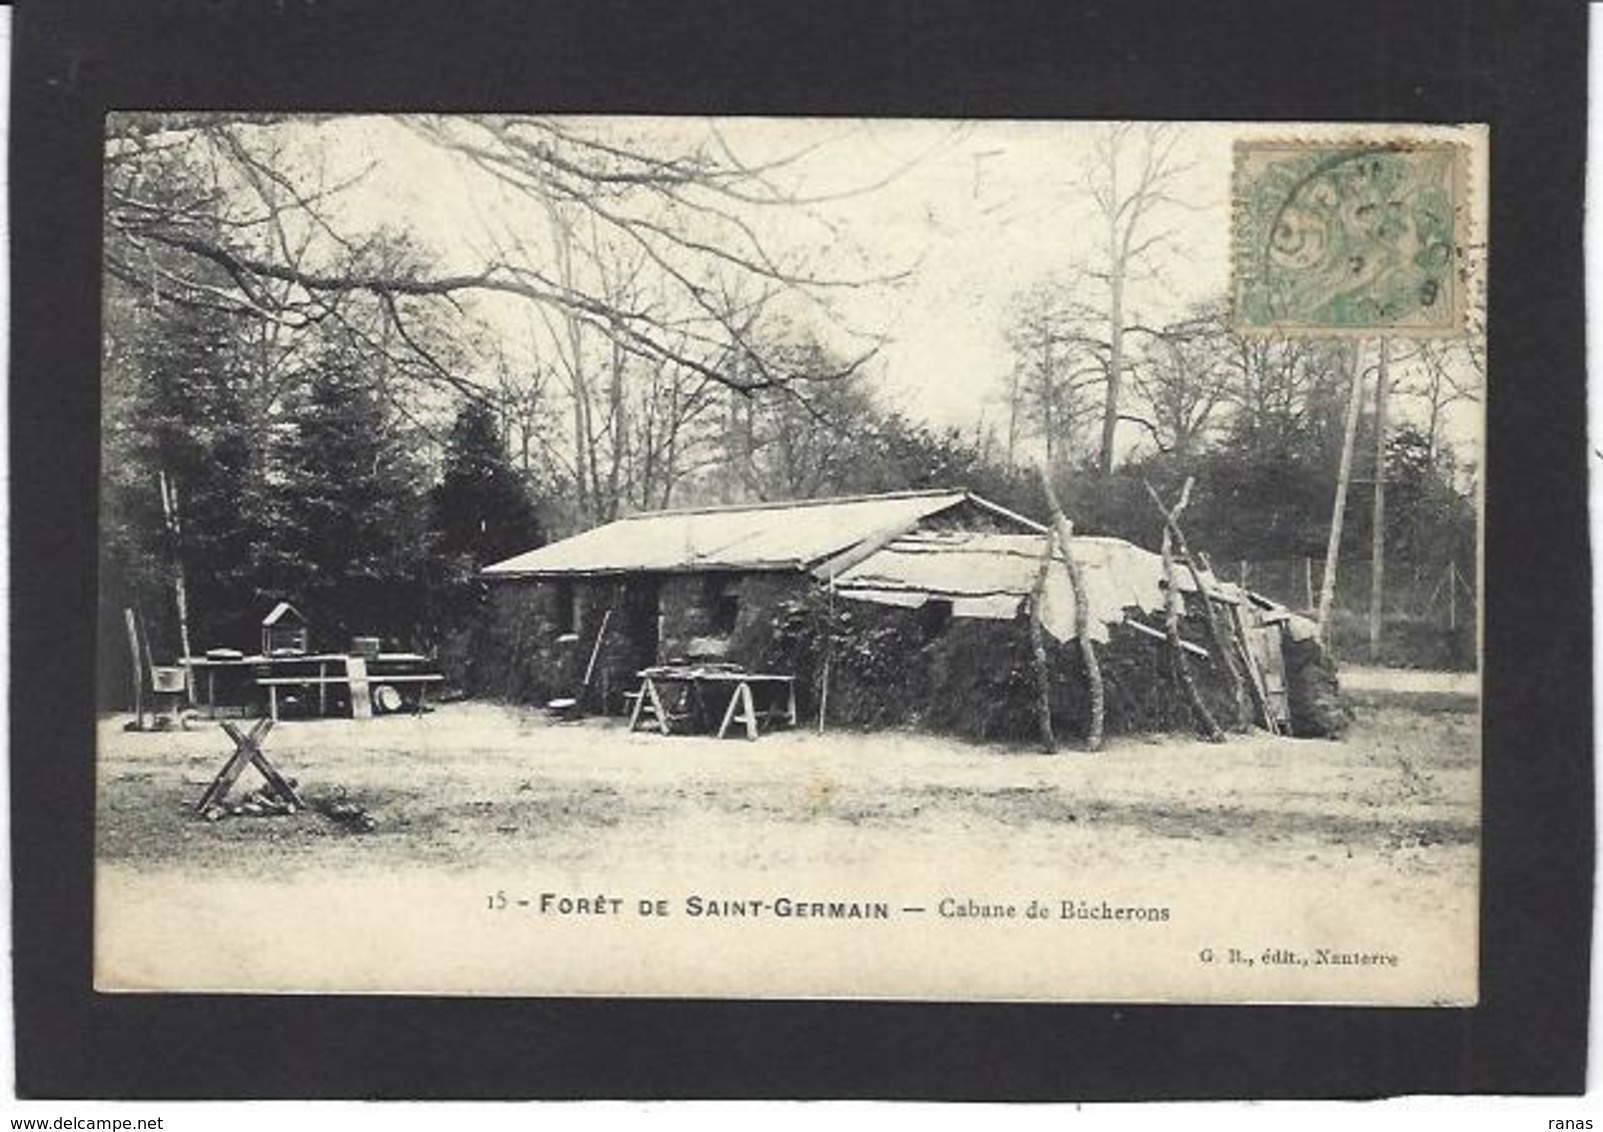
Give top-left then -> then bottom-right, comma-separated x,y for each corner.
626,665 -> 798,740
182,652 -> 443,721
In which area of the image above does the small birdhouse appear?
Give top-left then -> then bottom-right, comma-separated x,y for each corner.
261,602 -> 310,656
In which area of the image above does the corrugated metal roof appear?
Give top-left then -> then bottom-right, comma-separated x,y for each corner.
482,490 -> 1034,578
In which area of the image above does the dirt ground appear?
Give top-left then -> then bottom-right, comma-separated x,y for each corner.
97,686 -> 1478,878
94,680 -> 1480,1001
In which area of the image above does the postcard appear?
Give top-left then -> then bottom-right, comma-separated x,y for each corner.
94,116 -> 1486,1004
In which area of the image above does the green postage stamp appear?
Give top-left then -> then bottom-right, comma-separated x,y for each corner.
1232,141 -> 1469,337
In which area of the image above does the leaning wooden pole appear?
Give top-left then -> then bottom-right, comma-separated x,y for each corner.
1027,528 -> 1058,753
1317,341 -> 1367,641
1038,470 -> 1104,752
1198,549 -> 1280,735
123,607 -> 145,730
1144,478 -> 1249,731
579,606 -> 613,712
1160,526 -> 1225,743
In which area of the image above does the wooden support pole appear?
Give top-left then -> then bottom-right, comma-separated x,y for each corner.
1369,338 -> 1390,662
1027,528 -> 1058,754
582,609 -> 611,687
1318,341 -> 1367,641
1198,550 -> 1279,735
1124,616 -> 1208,657
1232,627 -> 1282,737
1144,478 -> 1249,732
1159,526 -> 1225,743
817,580 -> 834,734
135,606 -> 156,684
579,606 -> 613,711
1039,469 -> 1104,752
124,608 -> 145,729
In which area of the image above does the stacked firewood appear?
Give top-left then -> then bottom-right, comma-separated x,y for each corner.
199,783 -> 377,832
201,782 -> 300,822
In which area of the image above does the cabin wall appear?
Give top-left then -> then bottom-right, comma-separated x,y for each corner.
481,571 -> 805,711
479,578 -> 577,704
656,573 -> 801,663
761,591 -> 1246,742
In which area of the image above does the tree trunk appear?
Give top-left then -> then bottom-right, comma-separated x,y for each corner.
158,471 -> 194,685
1039,470 -> 1104,751
1006,367 -> 1021,466
605,337 -> 626,521
544,196 -> 594,525
1099,267 -> 1123,476
1027,529 -> 1058,753
124,608 -> 145,728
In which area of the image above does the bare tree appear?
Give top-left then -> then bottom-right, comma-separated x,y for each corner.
1399,339 -> 1483,469
1081,124 -> 1192,475
1216,331 -> 1352,460
625,354 -> 727,510
999,278 -> 1103,469
105,113 -> 904,435
1125,302 -> 1233,459
741,373 -> 880,501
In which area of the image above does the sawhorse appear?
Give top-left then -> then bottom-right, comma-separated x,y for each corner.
714,676 -> 798,741
626,673 -> 696,734
195,719 -> 304,813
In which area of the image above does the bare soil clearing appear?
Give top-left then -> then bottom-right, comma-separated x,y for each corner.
94,686 -> 1478,1000
97,691 -> 1478,882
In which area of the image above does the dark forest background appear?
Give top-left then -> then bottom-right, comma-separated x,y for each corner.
98,116 -> 1480,706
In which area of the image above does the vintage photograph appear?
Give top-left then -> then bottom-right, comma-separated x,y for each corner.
94,116 -> 1486,1002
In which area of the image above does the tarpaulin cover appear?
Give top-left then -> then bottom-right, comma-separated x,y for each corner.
831,529 -> 1260,645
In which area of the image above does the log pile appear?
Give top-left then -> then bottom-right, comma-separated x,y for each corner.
199,783 -> 378,833
201,782 -> 300,822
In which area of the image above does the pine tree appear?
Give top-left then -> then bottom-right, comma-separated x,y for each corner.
101,281 -> 268,659
431,398 -> 545,569
423,399 -> 545,674
267,339 -> 431,649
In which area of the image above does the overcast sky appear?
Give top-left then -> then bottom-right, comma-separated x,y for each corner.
213,116 -> 1487,448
